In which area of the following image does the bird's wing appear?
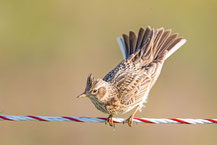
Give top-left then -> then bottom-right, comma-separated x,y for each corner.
111,62 -> 164,106
110,26 -> 186,106
116,69 -> 153,106
103,59 -> 164,106
103,61 -> 151,104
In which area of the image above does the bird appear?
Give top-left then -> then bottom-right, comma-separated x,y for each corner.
77,26 -> 186,127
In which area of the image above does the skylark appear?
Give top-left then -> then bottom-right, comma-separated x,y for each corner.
78,26 -> 186,127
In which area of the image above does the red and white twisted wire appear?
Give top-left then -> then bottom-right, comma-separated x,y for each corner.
0,115 -> 217,124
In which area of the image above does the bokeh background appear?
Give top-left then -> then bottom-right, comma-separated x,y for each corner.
0,0 -> 217,145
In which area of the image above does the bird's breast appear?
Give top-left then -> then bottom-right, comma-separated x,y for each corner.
89,97 -> 110,114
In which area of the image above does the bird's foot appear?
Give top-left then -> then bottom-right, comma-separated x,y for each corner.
124,115 -> 134,127
105,115 -> 115,127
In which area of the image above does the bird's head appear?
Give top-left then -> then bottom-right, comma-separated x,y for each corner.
77,74 -> 108,101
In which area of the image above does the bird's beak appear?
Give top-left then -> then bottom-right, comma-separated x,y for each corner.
77,93 -> 88,98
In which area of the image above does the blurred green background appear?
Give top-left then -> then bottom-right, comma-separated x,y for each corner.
0,0 -> 217,145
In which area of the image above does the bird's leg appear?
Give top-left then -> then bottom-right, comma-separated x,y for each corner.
105,114 -> 114,127
125,105 -> 140,127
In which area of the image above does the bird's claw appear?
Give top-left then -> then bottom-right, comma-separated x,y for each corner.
124,116 -> 133,127
105,115 -> 115,127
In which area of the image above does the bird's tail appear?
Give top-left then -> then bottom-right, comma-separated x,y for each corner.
117,26 -> 186,65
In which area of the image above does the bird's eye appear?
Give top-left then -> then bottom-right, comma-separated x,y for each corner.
92,89 -> 97,93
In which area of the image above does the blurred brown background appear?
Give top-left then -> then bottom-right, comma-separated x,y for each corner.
0,0 -> 217,145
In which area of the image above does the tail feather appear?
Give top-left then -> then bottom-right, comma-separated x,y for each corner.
135,28 -> 145,51
156,33 -> 178,60
155,29 -> 171,56
116,26 -> 186,66
164,38 -> 186,60
122,34 -> 130,58
129,31 -> 137,55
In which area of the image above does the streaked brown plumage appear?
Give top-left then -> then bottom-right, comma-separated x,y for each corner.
78,26 -> 186,127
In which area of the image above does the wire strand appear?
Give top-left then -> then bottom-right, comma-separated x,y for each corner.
0,115 -> 217,124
